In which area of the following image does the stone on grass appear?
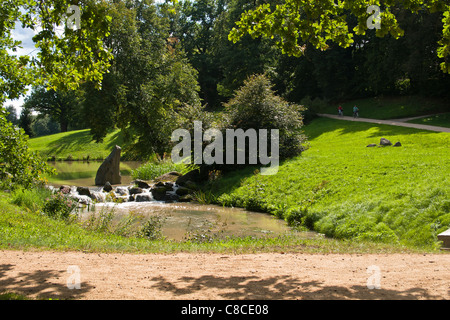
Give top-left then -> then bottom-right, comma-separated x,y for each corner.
380,138 -> 392,146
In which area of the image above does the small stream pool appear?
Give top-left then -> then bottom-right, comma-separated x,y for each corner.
48,161 -> 318,241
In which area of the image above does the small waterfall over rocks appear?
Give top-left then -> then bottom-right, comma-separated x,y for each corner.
48,179 -> 193,207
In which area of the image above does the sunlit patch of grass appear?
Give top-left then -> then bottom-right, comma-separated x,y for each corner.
28,129 -> 125,161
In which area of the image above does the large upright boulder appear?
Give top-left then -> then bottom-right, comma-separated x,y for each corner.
95,145 -> 122,186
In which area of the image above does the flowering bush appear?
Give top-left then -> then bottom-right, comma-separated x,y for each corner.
43,192 -> 78,220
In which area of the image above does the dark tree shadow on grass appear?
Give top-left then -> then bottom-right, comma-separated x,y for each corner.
45,131 -> 94,156
150,274 -> 444,300
0,264 -> 93,300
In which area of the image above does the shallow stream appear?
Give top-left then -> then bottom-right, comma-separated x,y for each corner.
91,201 -> 316,241
48,161 -> 316,241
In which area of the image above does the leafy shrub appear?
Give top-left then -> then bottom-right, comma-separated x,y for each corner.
137,216 -> 165,240
43,192 -> 78,220
0,108 -> 54,190
223,74 -> 307,160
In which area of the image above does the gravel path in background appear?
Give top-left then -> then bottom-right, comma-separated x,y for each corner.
317,114 -> 450,133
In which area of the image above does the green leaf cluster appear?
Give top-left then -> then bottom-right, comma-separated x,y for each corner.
224,74 -> 307,159
81,0 -> 203,157
229,0 -> 450,73
0,107 -> 54,190
0,0 -> 113,104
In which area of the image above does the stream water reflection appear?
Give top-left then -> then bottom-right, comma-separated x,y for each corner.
92,202 -> 317,241
47,161 -> 142,186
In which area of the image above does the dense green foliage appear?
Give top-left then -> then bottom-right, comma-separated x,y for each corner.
229,0 -> 450,73
82,0 -> 202,157
0,0 -> 112,103
223,74 -> 306,160
162,0 -> 450,114
0,0 -> 114,192
13,0 -> 450,145
0,109 -> 53,189
42,192 -> 78,220
23,86 -> 84,133
131,158 -> 192,181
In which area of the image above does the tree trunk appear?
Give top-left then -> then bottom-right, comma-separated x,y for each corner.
60,120 -> 68,133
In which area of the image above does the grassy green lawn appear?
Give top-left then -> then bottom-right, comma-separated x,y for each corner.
407,113 -> 450,128
210,117 -> 450,250
320,96 -> 449,120
28,129 -> 125,161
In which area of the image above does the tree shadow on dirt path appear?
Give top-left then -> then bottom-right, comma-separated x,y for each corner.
0,264 -> 94,299
150,274 -> 444,300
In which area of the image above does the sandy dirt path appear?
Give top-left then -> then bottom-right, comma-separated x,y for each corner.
1,250 -> 449,300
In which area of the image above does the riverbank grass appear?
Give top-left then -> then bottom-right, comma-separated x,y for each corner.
0,190 -> 427,254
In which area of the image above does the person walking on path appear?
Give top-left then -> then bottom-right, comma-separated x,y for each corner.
338,105 -> 344,116
353,106 -> 359,118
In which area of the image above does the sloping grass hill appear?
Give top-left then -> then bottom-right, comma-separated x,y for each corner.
212,118 -> 450,249
29,129 -> 125,161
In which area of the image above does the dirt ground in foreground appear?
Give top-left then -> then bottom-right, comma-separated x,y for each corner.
0,250 -> 449,300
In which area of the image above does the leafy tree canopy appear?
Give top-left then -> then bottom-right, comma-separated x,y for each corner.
0,0 -> 113,104
0,0 -> 113,189
24,86 -> 82,133
228,0 -> 450,73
